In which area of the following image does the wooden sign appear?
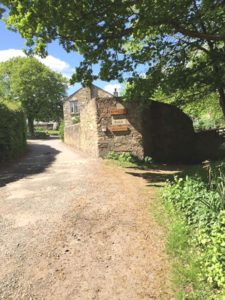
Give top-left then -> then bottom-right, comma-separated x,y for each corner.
112,115 -> 128,126
109,125 -> 129,132
112,118 -> 128,126
110,108 -> 127,115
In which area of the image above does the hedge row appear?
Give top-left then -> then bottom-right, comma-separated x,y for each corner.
0,101 -> 27,162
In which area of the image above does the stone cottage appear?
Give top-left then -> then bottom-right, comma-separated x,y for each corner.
63,85 -> 199,163
63,85 -> 144,159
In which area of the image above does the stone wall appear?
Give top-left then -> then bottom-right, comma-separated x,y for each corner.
63,85 -> 112,128
63,100 -> 72,128
64,91 -> 99,156
64,86 -> 222,163
96,97 -> 144,159
142,101 -> 196,163
79,97 -> 99,157
63,87 -> 91,127
64,124 -> 81,149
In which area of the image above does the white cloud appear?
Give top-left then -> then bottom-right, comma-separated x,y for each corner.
37,55 -> 73,77
104,83 -> 123,95
0,49 -> 26,61
0,49 -> 73,78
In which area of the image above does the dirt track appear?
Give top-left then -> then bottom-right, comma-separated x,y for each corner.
0,139 -> 173,299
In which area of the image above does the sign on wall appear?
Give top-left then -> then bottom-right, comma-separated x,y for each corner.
108,106 -> 129,132
110,108 -> 127,115
112,115 -> 128,126
109,125 -> 129,132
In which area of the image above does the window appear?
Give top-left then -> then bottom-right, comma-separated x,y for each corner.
70,100 -> 79,114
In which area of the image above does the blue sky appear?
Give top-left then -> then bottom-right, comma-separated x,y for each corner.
0,20 -> 122,95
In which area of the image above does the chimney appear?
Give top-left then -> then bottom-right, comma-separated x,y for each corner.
113,88 -> 119,97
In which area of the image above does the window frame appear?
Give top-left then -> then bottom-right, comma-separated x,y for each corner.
70,100 -> 79,115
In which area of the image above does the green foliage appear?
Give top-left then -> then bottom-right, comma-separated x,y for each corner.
162,165 -> 225,298
34,127 -> 60,136
106,151 -> 136,163
106,152 -> 154,168
0,57 -> 67,135
33,131 -> 49,139
72,115 -> 80,124
47,129 -> 60,136
0,100 -> 26,162
152,192 -> 213,299
194,119 -> 217,131
152,89 -> 225,130
144,156 -> 153,164
3,0 -> 225,115
165,206 -> 207,300
105,151 -> 120,160
59,121 -> 64,141
197,211 -> 225,290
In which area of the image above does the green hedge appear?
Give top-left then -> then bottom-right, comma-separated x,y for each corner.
0,101 -> 27,162
59,121 -> 64,141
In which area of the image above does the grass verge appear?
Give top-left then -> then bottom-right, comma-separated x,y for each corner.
163,202 -> 215,299
160,162 -> 225,299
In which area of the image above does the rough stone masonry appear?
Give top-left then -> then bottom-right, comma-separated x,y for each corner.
64,84 -> 209,163
63,85 -> 144,159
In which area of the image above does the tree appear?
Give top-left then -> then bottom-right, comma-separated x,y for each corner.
2,1 -> 225,115
0,57 -> 67,135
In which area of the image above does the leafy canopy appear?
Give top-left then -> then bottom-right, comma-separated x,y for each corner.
0,57 -> 67,126
2,0 -> 225,120
1,0 -> 225,84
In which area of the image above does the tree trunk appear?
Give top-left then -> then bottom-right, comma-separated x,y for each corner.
218,88 -> 225,117
28,116 -> 34,136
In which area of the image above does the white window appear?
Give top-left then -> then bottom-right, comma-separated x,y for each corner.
70,100 -> 79,114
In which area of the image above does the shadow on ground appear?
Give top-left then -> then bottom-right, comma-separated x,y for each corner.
0,141 -> 60,188
125,164 -> 185,187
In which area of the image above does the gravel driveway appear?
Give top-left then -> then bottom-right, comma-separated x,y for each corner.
0,139 -> 173,300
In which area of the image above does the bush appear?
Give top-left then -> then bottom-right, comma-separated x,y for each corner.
105,152 -> 153,167
198,211 -> 225,290
144,156 -> 153,164
0,101 -> 27,162
34,127 -> 59,137
105,151 -> 136,163
59,121 -> 64,141
162,166 -> 225,297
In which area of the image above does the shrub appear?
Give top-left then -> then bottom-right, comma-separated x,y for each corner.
34,127 -> 59,136
144,156 -> 153,164
106,152 -> 153,167
197,211 -> 225,290
194,118 -> 217,131
0,100 -> 27,162
105,151 -> 136,163
162,166 -> 225,297
59,121 -> 64,141
105,151 -> 120,160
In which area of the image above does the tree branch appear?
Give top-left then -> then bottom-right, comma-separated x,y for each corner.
172,23 -> 225,41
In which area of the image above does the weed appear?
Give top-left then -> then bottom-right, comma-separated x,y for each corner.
72,115 -> 80,124
105,151 -> 137,166
144,156 -> 153,164
105,151 -> 153,168
162,163 -> 225,298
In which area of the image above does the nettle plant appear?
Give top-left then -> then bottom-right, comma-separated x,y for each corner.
105,151 -> 136,163
162,163 -> 225,293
